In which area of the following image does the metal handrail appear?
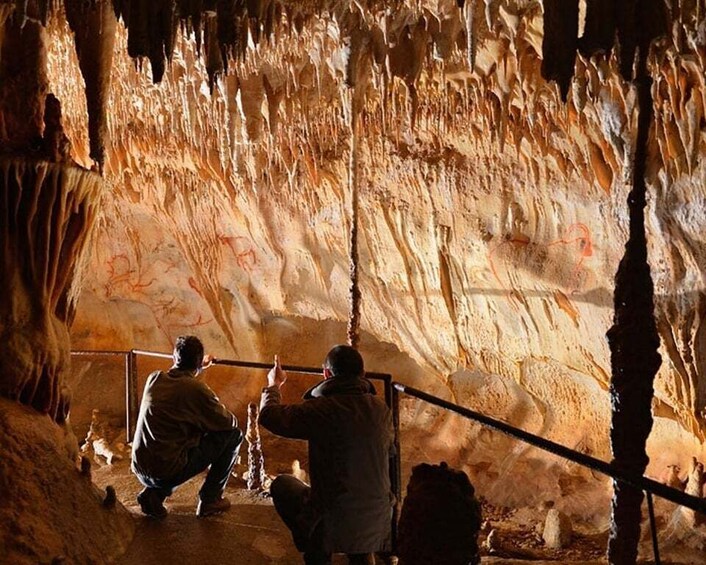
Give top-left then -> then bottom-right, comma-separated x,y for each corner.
131,348 -> 392,379
71,350 -> 131,356
392,382 -> 706,515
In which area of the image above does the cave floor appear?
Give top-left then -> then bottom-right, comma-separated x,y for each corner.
92,460 -> 610,565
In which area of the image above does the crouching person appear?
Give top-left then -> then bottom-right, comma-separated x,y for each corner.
131,335 -> 242,518
260,346 -> 394,565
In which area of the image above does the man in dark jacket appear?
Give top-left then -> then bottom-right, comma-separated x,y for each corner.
260,345 -> 394,565
131,335 -> 242,518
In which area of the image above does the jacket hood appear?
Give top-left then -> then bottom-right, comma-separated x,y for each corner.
303,376 -> 377,399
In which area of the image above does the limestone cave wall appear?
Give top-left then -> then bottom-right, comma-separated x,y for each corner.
41,0 -> 706,503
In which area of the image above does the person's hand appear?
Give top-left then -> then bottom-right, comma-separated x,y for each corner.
201,354 -> 214,370
267,355 -> 287,388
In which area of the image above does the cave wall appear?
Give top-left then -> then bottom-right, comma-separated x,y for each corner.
44,1 -> 706,495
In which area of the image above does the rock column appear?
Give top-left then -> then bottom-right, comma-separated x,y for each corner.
0,4 -> 103,424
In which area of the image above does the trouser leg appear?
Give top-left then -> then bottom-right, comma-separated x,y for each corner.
133,473 -> 171,501
270,474 -> 330,564
347,554 -> 375,564
147,428 -> 242,501
197,428 -> 242,502
303,549 -> 332,565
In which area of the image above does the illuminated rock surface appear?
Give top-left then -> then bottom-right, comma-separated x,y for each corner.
2,0 -> 706,562
45,2 -> 705,485
0,399 -> 134,564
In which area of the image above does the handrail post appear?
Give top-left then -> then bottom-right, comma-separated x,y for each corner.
125,350 -> 138,443
391,382 -> 402,556
646,490 -> 661,565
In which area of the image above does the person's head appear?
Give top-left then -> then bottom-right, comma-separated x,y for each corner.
173,335 -> 204,372
323,345 -> 364,380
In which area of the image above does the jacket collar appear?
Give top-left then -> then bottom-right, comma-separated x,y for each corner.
167,367 -> 197,379
303,376 -> 377,399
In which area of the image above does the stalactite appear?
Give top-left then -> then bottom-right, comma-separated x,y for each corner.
65,0 -> 117,170
126,0 -> 149,60
616,0 -> 669,82
461,0 -> 475,71
541,0 -> 578,102
217,0 -> 238,71
579,0 -> 615,57
0,5 -> 48,153
205,10 -> 225,90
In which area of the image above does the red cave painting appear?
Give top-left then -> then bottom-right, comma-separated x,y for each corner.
217,234 -> 257,272
546,223 -> 594,283
103,253 -> 213,341
488,223 -> 595,300
104,254 -> 156,298
188,276 -> 205,298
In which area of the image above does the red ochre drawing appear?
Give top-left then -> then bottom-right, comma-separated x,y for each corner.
218,234 -> 257,272
103,252 -> 213,341
488,223 -> 595,300
188,276 -> 204,298
546,223 -> 593,283
104,254 -> 156,298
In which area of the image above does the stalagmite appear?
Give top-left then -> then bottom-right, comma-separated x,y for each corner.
681,457 -> 704,526
245,402 -> 267,491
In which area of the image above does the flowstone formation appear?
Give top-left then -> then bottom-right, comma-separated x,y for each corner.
0,1 -> 103,426
0,399 -> 134,564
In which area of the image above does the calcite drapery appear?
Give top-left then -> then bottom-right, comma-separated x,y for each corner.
0,159 -> 102,422
0,4 -> 102,423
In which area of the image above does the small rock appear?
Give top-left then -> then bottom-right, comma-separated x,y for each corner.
103,485 -> 117,509
80,456 -> 91,479
543,509 -> 572,549
484,529 -> 500,553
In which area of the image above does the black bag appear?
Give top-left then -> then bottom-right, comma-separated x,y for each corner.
397,462 -> 481,565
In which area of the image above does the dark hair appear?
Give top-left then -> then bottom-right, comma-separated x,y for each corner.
173,335 -> 204,371
324,345 -> 364,379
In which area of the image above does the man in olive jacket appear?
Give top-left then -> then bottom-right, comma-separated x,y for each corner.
131,335 -> 242,518
260,345 -> 394,565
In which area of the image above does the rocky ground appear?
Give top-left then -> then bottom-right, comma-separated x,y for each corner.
89,456 -> 612,565
76,414 -> 706,565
